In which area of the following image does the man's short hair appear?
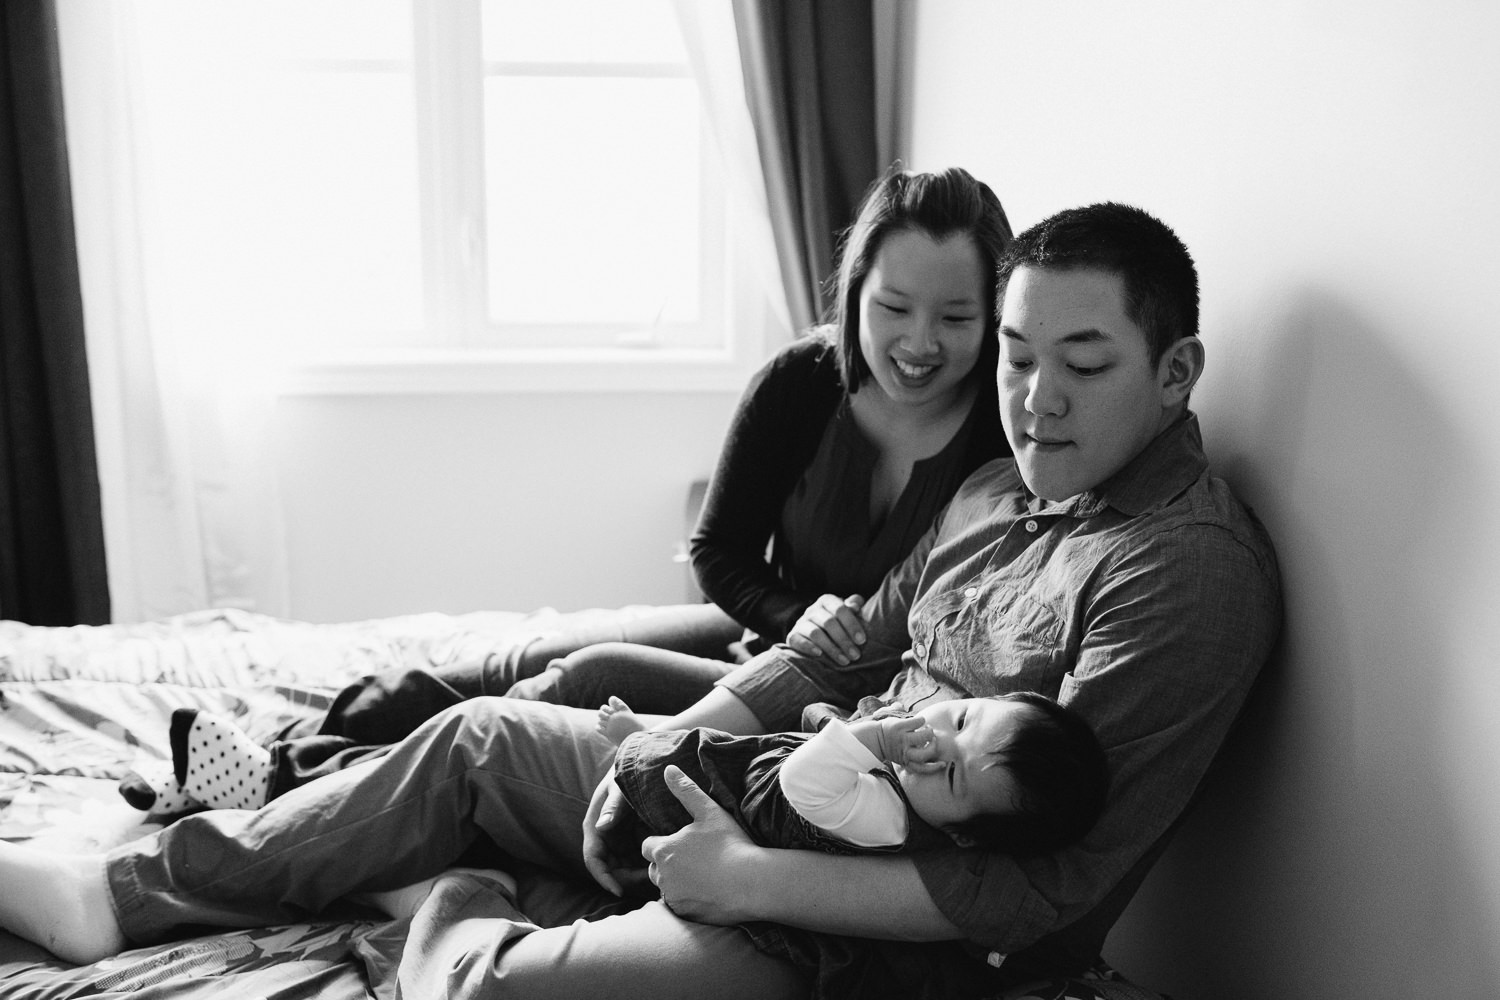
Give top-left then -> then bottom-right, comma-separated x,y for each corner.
996,203 -> 1199,363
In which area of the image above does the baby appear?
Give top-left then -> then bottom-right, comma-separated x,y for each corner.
598,690 -> 1109,864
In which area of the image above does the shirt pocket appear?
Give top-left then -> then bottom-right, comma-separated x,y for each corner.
961,587 -> 1065,696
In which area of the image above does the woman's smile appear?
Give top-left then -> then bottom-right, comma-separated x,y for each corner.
857,228 -> 986,413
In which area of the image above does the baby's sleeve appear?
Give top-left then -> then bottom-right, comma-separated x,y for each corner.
777,721 -> 908,848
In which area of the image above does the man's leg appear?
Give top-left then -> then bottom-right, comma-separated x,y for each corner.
108,697 -> 615,943
369,870 -> 807,1000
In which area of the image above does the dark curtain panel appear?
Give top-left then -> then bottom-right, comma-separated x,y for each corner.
0,0 -> 110,625
732,0 -> 880,332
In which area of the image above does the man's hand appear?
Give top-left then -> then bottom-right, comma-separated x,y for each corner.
639,765 -> 762,924
582,766 -> 650,897
786,594 -> 867,664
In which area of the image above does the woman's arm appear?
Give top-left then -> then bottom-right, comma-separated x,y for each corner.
690,339 -> 841,642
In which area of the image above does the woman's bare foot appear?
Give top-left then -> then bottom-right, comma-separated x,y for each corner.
596,696 -> 648,745
0,843 -> 126,964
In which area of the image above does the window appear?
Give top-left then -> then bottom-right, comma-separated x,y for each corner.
123,0 -> 774,389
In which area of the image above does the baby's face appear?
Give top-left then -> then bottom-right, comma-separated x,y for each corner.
895,698 -> 1028,842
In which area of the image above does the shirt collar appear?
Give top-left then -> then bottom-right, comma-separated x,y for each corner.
1033,411 -> 1209,519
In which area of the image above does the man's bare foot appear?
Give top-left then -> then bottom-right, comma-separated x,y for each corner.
596,696 -> 648,745
0,843 -> 126,964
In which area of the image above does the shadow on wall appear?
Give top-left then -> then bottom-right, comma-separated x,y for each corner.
1106,289 -> 1499,999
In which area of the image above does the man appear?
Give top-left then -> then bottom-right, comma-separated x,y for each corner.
0,203 -> 1280,999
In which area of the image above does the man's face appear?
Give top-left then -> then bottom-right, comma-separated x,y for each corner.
998,266 -> 1175,502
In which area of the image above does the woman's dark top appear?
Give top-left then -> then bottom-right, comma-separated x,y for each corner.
689,334 -> 1008,646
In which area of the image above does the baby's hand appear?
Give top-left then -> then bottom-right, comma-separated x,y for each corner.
596,696 -> 646,745
874,715 -> 939,768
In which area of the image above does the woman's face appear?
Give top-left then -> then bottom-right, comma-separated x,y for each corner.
856,228 -> 988,414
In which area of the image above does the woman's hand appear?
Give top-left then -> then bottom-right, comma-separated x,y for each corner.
639,765 -> 763,924
582,766 -> 650,897
786,594 -> 867,665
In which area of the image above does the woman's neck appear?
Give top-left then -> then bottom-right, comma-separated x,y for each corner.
850,377 -> 979,446
849,378 -> 980,528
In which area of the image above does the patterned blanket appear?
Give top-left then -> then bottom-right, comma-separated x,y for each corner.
0,607 -> 585,999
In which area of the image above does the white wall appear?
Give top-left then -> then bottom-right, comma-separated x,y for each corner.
906,2 -> 1500,997
271,390 -> 735,621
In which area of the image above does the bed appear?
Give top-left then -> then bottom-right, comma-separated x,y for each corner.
0,607 -> 1170,1000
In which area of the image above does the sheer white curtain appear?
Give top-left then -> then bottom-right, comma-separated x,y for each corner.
57,2 -> 290,623
672,0 -> 793,343
55,0 -> 783,625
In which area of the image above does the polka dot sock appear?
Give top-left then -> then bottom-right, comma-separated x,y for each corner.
170,708 -> 272,810
118,759 -> 201,816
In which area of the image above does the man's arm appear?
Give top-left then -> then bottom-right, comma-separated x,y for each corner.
715,516 -> 939,732
587,484 -> 949,899
583,526 -> 930,895
657,685 -> 768,736
907,523 -> 1282,951
642,765 -> 964,940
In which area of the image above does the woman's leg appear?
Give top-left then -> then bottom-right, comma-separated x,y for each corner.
504,642 -> 735,715
296,604 -> 741,743
266,735 -> 391,800
483,602 -> 743,692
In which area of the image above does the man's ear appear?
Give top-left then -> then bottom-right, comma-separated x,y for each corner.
1157,336 -> 1204,406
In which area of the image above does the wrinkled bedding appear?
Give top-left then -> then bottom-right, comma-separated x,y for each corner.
0,606 -> 633,999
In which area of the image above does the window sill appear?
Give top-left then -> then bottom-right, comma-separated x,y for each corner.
273,346 -> 768,396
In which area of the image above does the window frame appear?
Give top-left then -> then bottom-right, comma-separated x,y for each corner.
275,0 -> 773,395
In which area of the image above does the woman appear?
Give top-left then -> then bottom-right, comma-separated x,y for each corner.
505,164 -> 1014,713
123,166 -> 1015,811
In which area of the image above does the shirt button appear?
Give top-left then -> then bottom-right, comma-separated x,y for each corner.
1024,518 -> 1039,532
913,641 -> 927,659
964,586 -> 978,599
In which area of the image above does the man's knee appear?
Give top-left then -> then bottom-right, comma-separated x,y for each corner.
435,697 -> 607,777
477,903 -> 808,1000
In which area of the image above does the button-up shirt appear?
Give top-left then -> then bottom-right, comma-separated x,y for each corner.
720,412 -> 1281,976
